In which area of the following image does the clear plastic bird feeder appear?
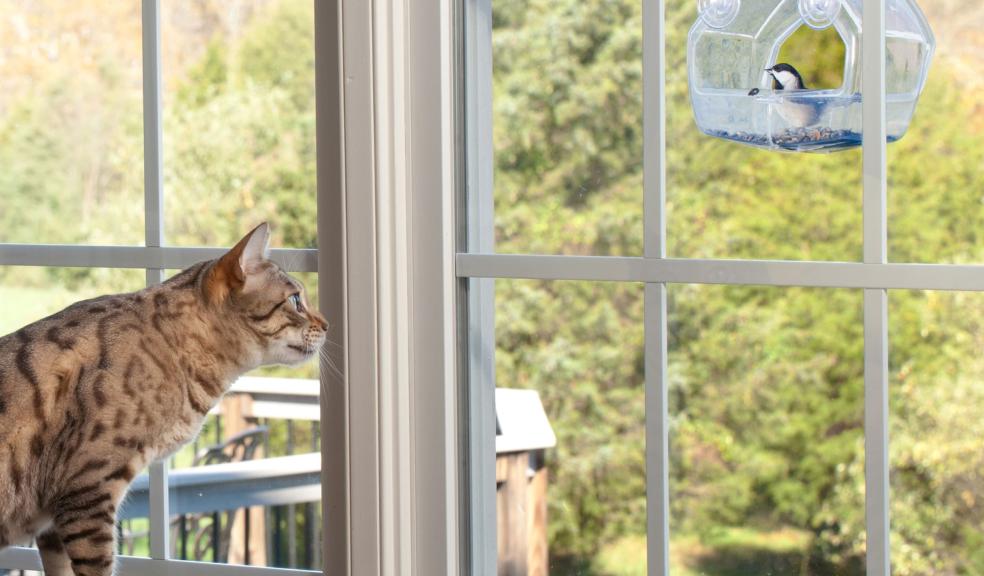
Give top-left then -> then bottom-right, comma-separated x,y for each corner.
688,0 -> 935,152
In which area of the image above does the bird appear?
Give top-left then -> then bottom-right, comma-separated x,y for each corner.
766,62 -> 808,91
761,62 -> 824,128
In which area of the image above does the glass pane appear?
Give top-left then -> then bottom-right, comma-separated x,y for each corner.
666,0 -> 862,261
0,1 -> 144,245
890,291 -> 984,574
253,271 -> 321,380
888,1 -> 984,264
489,1 -> 643,256
0,266 -> 145,337
487,279 -> 645,573
163,415 -> 322,569
158,269 -> 321,381
0,266 -> 148,560
151,267 -> 322,569
668,285 -> 865,574
161,0 -> 316,249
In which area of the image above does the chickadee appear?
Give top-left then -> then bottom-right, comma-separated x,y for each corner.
766,63 -> 808,91
757,63 -> 824,128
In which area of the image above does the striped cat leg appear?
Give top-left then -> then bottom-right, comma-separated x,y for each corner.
54,512 -> 117,576
51,487 -> 121,576
37,530 -> 73,576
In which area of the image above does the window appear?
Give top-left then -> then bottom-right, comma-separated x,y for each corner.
458,1 -> 984,576
0,0 -> 330,574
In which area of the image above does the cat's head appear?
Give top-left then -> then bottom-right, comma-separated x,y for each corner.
206,223 -> 327,367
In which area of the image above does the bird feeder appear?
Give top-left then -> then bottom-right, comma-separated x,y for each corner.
688,0 -> 935,152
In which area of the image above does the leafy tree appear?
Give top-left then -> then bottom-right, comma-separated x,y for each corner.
2,0 -> 983,573
491,0 -> 984,573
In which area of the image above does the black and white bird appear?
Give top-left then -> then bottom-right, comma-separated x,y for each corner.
766,63 -> 808,91
760,63 -> 824,128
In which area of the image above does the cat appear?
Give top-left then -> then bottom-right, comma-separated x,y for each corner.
0,222 -> 326,576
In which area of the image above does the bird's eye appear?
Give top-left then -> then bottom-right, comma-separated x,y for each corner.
289,293 -> 303,311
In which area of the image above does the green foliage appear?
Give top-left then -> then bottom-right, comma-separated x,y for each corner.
1,0 -> 983,573
491,0 -> 984,573
164,0 -> 316,250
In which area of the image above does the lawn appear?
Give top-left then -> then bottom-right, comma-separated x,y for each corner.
592,527 -> 814,576
0,284 -> 99,336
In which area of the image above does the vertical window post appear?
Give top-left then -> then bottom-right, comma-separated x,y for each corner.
315,0 -> 351,573
862,0 -> 890,574
141,0 -> 170,561
463,0 -> 497,574
643,1 -> 670,573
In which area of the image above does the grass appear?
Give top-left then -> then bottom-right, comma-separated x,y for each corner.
592,527 -> 815,576
0,285 -> 99,336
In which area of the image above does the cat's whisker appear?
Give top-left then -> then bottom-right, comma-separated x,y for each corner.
321,338 -> 344,351
317,347 -> 346,382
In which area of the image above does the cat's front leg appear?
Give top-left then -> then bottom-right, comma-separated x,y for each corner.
51,512 -> 117,576
37,530 -> 73,576
50,485 -> 124,576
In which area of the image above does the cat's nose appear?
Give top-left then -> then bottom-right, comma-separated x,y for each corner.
310,313 -> 328,331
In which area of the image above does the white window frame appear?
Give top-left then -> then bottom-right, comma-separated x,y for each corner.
450,0 -> 984,575
0,0 -> 370,574
5,0 -> 970,574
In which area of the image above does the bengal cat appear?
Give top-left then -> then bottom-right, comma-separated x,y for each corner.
0,223 -> 326,575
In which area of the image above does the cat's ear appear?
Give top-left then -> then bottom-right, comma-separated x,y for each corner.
237,222 -> 271,272
206,223 -> 271,302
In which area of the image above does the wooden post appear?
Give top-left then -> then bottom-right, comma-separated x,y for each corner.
526,462 -> 548,576
497,452 -> 528,576
221,394 -> 268,566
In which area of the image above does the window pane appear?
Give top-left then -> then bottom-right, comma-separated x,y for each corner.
148,268 -> 322,569
0,266 -> 145,336
0,1 -> 144,245
666,1 -> 862,261
888,1 -> 984,264
162,413 -> 322,569
890,291 -> 984,574
0,266 -> 149,560
160,269 -> 321,381
489,1 -> 643,256
161,0 -> 316,249
668,285 -> 865,574
485,279 -> 645,573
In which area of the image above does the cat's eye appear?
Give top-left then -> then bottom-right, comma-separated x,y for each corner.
289,293 -> 304,311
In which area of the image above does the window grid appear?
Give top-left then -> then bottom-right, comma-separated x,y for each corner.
642,1 -> 669,575
143,0 -> 170,559
457,0 -> 984,574
462,0 -> 497,574
0,0 -> 320,573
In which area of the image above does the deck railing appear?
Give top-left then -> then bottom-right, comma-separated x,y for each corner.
120,377 -> 323,569
2,382 -> 556,576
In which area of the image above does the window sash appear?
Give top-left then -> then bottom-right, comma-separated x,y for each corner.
0,0 -> 330,573
454,0 -> 965,574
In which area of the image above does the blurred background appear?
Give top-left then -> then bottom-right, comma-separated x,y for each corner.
0,0 -> 983,574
